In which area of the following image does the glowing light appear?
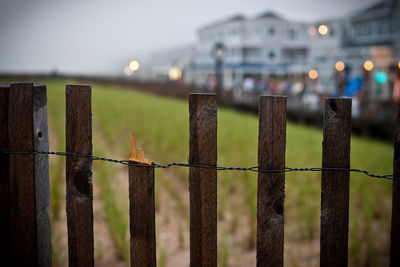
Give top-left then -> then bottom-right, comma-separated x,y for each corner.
168,67 -> 182,81
129,60 -> 140,71
363,60 -> 374,71
335,61 -> 345,72
124,66 -> 133,76
307,26 -> 317,37
308,69 -> 319,80
398,61 -> 400,70
375,72 -> 388,84
318,25 -> 329,35
292,82 -> 304,94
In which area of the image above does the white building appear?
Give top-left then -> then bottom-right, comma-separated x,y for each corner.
307,19 -> 344,94
191,12 -> 312,90
144,1 -> 400,101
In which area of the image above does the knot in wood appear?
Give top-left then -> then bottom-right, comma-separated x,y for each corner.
272,196 -> 284,216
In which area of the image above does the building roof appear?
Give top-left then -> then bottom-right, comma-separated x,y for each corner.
256,11 -> 284,20
351,0 -> 397,20
199,14 -> 246,31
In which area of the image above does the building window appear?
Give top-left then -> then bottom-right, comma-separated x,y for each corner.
289,29 -> 296,40
268,27 -> 275,36
268,51 -> 275,60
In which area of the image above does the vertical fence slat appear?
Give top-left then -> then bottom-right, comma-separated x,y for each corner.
320,98 -> 351,267
66,85 -> 94,267
391,104 -> 400,266
257,96 -> 286,267
9,83 -> 52,266
33,84 -> 52,266
189,93 -> 217,267
129,163 -> 156,267
0,84 -> 11,266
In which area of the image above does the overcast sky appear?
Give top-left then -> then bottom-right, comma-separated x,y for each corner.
0,0 -> 380,76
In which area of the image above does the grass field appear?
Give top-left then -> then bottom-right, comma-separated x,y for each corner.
5,79 -> 394,266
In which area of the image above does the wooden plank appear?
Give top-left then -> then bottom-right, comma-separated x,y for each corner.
0,84 -> 11,266
128,163 -> 156,267
32,84 -> 52,266
128,131 -> 156,267
257,96 -> 286,267
9,83 -> 52,266
66,85 -> 94,267
189,93 -> 217,267
320,98 -> 351,267
391,103 -> 400,267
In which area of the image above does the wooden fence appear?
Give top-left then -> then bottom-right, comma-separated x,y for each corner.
0,83 -> 399,267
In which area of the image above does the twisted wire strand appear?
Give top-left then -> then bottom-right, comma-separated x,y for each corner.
1,149 -> 396,181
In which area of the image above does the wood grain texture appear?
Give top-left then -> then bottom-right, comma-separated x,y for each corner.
320,98 -> 351,267
129,163 -> 156,267
189,93 -> 217,267
257,96 -> 286,267
33,84 -> 52,267
391,104 -> 400,267
66,85 -> 94,267
0,84 -> 11,266
9,83 -> 52,266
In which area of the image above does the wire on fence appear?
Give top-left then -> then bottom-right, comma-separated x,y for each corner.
0,149 -> 397,181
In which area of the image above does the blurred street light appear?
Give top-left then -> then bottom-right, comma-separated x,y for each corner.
318,25 -> 329,35
168,67 -> 182,81
335,61 -> 345,72
129,60 -> 140,71
398,61 -> 400,70
363,60 -> 374,71
124,66 -> 133,76
309,69 -> 319,80
375,72 -> 388,84
307,26 -> 317,37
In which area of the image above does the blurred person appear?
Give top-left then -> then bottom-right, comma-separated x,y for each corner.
269,79 -> 279,94
254,77 -> 267,92
206,74 -> 217,91
345,68 -> 363,97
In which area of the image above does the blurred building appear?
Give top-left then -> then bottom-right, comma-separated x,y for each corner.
341,0 -> 400,99
190,12 -> 311,90
307,19 -> 344,95
144,0 -> 400,103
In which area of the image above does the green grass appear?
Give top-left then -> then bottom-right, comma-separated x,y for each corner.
5,78 -> 391,266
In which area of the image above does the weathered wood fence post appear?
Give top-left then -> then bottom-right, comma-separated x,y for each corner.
66,85 -> 94,267
257,96 -> 287,267
391,103 -> 400,267
128,132 -> 156,267
189,93 -> 218,267
0,84 -> 11,266
320,98 -> 351,267
8,83 -> 52,266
